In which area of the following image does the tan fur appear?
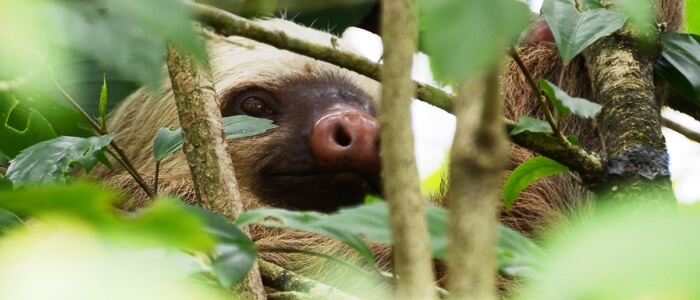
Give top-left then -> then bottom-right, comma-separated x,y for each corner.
92,19 -> 390,297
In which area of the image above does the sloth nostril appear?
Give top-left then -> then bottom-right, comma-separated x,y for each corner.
333,125 -> 352,147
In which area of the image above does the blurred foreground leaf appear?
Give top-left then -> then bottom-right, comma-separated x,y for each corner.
520,209 -> 700,299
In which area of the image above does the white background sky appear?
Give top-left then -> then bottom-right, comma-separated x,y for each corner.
341,3 -> 700,203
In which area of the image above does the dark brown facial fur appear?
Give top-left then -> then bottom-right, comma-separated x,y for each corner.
220,78 -> 381,212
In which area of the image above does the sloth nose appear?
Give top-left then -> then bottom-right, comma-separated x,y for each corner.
311,110 -> 381,174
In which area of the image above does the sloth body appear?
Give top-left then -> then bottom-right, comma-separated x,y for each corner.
95,1 -> 684,295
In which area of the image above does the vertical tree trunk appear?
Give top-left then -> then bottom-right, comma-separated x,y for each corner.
380,0 -> 436,299
166,43 -> 265,300
582,0 -> 678,209
446,72 -> 508,300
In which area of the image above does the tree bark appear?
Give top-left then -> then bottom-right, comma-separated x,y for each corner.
379,0 -> 436,299
446,73 -> 508,300
582,0 -> 677,209
165,43 -> 265,299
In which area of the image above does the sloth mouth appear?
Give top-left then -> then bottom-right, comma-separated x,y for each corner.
261,170 -> 383,212
272,171 -> 382,193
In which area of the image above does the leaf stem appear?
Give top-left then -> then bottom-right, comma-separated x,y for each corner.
154,160 -> 160,195
46,64 -> 155,199
509,47 -> 571,146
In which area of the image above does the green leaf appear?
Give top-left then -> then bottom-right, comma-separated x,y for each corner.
40,0 -> 204,90
0,207 -> 23,236
539,79 -> 602,118
153,116 -> 277,162
656,33 -> 700,104
153,127 -> 184,162
567,135 -> 580,145
363,194 -> 383,205
239,202 -> 545,274
6,134 -> 115,188
420,0 -> 531,80
510,116 -> 553,135
0,94 -> 57,159
99,74 -> 108,129
237,208 -> 376,266
184,206 -> 256,288
0,184 -> 215,251
541,0 -> 627,65
8,90 -> 94,138
502,156 -> 569,210
497,224 -> 546,276
521,210 -> 700,299
615,0 -> 655,41
223,115 -> 277,140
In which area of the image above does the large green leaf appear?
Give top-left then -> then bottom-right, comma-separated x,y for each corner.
185,206 -> 257,288
12,91 -> 94,138
521,210 -> 700,299
420,0 -> 531,80
0,94 -> 57,159
0,185 -> 215,251
39,0 -> 204,90
541,0 -> 627,65
656,33 -> 700,104
238,202 -> 544,275
539,79 -> 602,119
237,208 -> 376,265
153,115 -> 277,162
6,134 -> 115,188
510,116 -> 553,135
502,156 -> 569,210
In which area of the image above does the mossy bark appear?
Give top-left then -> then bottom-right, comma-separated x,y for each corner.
166,44 -> 266,299
582,25 -> 675,210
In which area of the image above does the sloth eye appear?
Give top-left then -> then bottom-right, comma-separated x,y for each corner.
240,96 -> 273,117
220,89 -> 278,119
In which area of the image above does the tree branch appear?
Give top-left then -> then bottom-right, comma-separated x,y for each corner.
581,2 -> 676,208
509,48 -> 571,146
257,259 -> 359,300
446,72 -> 507,300
191,2 -> 453,112
661,115 -> 700,143
165,42 -> 265,299
380,0 -> 436,298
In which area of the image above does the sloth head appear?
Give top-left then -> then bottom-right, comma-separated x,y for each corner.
103,19 -> 383,212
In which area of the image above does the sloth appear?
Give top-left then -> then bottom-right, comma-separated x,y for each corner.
94,1 -> 684,295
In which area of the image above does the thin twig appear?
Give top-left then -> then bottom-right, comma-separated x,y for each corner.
509,47 -> 571,146
661,115 -> 700,143
46,65 -> 155,199
154,160 -> 160,195
191,2 -> 453,112
257,259 -> 361,300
